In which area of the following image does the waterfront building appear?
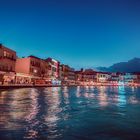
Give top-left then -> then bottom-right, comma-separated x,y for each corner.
45,58 -> 60,85
96,72 -> 111,83
109,73 -> 120,84
59,64 -> 64,82
1,44 -> 140,86
83,69 -> 97,83
67,67 -> 76,85
120,73 -> 137,84
61,65 -> 70,84
15,55 -> 48,84
75,69 -> 83,85
0,44 -> 16,85
40,58 -> 50,83
60,64 -> 76,85
133,72 -> 140,83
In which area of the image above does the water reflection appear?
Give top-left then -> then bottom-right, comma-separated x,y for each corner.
98,86 -> 108,107
0,86 -> 140,140
118,86 -> 126,107
0,88 -> 31,130
62,86 -> 69,105
44,87 -> 62,139
63,86 -> 69,99
76,86 -> 81,98
26,89 -> 39,121
24,88 -> 39,139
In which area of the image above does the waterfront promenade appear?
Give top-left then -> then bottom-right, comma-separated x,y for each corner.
1,44 -> 140,91
0,84 -> 62,89
0,83 -> 139,89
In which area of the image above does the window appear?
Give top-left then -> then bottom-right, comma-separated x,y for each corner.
11,55 -> 13,59
10,66 -> 13,71
4,51 -> 7,57
30,68 -> 33,73
52,67 -> 56,72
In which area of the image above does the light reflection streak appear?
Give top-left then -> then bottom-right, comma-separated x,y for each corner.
0,90 -> 11,129
63,86 -> 69,104
98,86 -> 108,107
24,88 -> 39,139
118,86 -> 126,107
25,89 -> 39,121
76,86 -> 81,98
63,86 -> 68,93
44,87 -> 62,139
83,86 -> 95,98
108,87 -> 119,104
89,86 -> 94,91
132,86 -> 135,92
0,91 -> 7,105
85,86 -> 89,91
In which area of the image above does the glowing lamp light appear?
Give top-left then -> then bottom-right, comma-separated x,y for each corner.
34,69 -> 37,73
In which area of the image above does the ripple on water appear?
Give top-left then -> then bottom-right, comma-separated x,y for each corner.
0,86 -> 140,140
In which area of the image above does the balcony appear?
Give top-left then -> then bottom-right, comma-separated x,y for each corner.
0,56 -> 16,61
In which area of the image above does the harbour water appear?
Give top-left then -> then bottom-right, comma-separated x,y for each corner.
0,86 -> 140,140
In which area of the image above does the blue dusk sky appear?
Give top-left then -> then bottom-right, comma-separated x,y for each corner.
0,0 -> 140,69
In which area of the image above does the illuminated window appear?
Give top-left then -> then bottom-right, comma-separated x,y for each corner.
4,51 -> 7,57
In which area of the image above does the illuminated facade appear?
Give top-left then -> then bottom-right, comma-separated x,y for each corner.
67,67 -> 76,84
15,56 -> 48,84
109,73 -> 120,84
0,44 -> 16,84
75,69 -> 97,85
60,65 -> 76,85
45,58 -> 60,84
59,65 -> 64,81
96,72 -> 111,83
75,69 -> 83,83
133,72 -> 140,83
120,73 -> 137,84
1,44 -> 140,86
82,69 -> 97,82
61,65 -> 68,83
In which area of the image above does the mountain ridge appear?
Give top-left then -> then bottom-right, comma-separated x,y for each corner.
96,58 -> 140,72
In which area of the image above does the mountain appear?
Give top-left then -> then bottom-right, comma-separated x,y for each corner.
97,58 -> 140,72
95,67 -> 110,72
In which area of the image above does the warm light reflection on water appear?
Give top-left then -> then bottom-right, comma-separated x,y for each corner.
98,86 -> 108,107
118,86 -> 126,107
0,86 -> 140,140
44,87 -> 62,139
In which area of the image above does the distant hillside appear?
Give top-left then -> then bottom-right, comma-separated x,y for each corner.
96,67 -> 110,72
97,58 -> 140,72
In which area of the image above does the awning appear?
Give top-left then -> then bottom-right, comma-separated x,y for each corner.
0,71 -> 6,74
16,73 -> 32,78
4,72 -> 15,76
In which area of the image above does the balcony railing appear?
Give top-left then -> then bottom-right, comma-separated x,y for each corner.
0,56 -> 16,61
0,68 -> 15,72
